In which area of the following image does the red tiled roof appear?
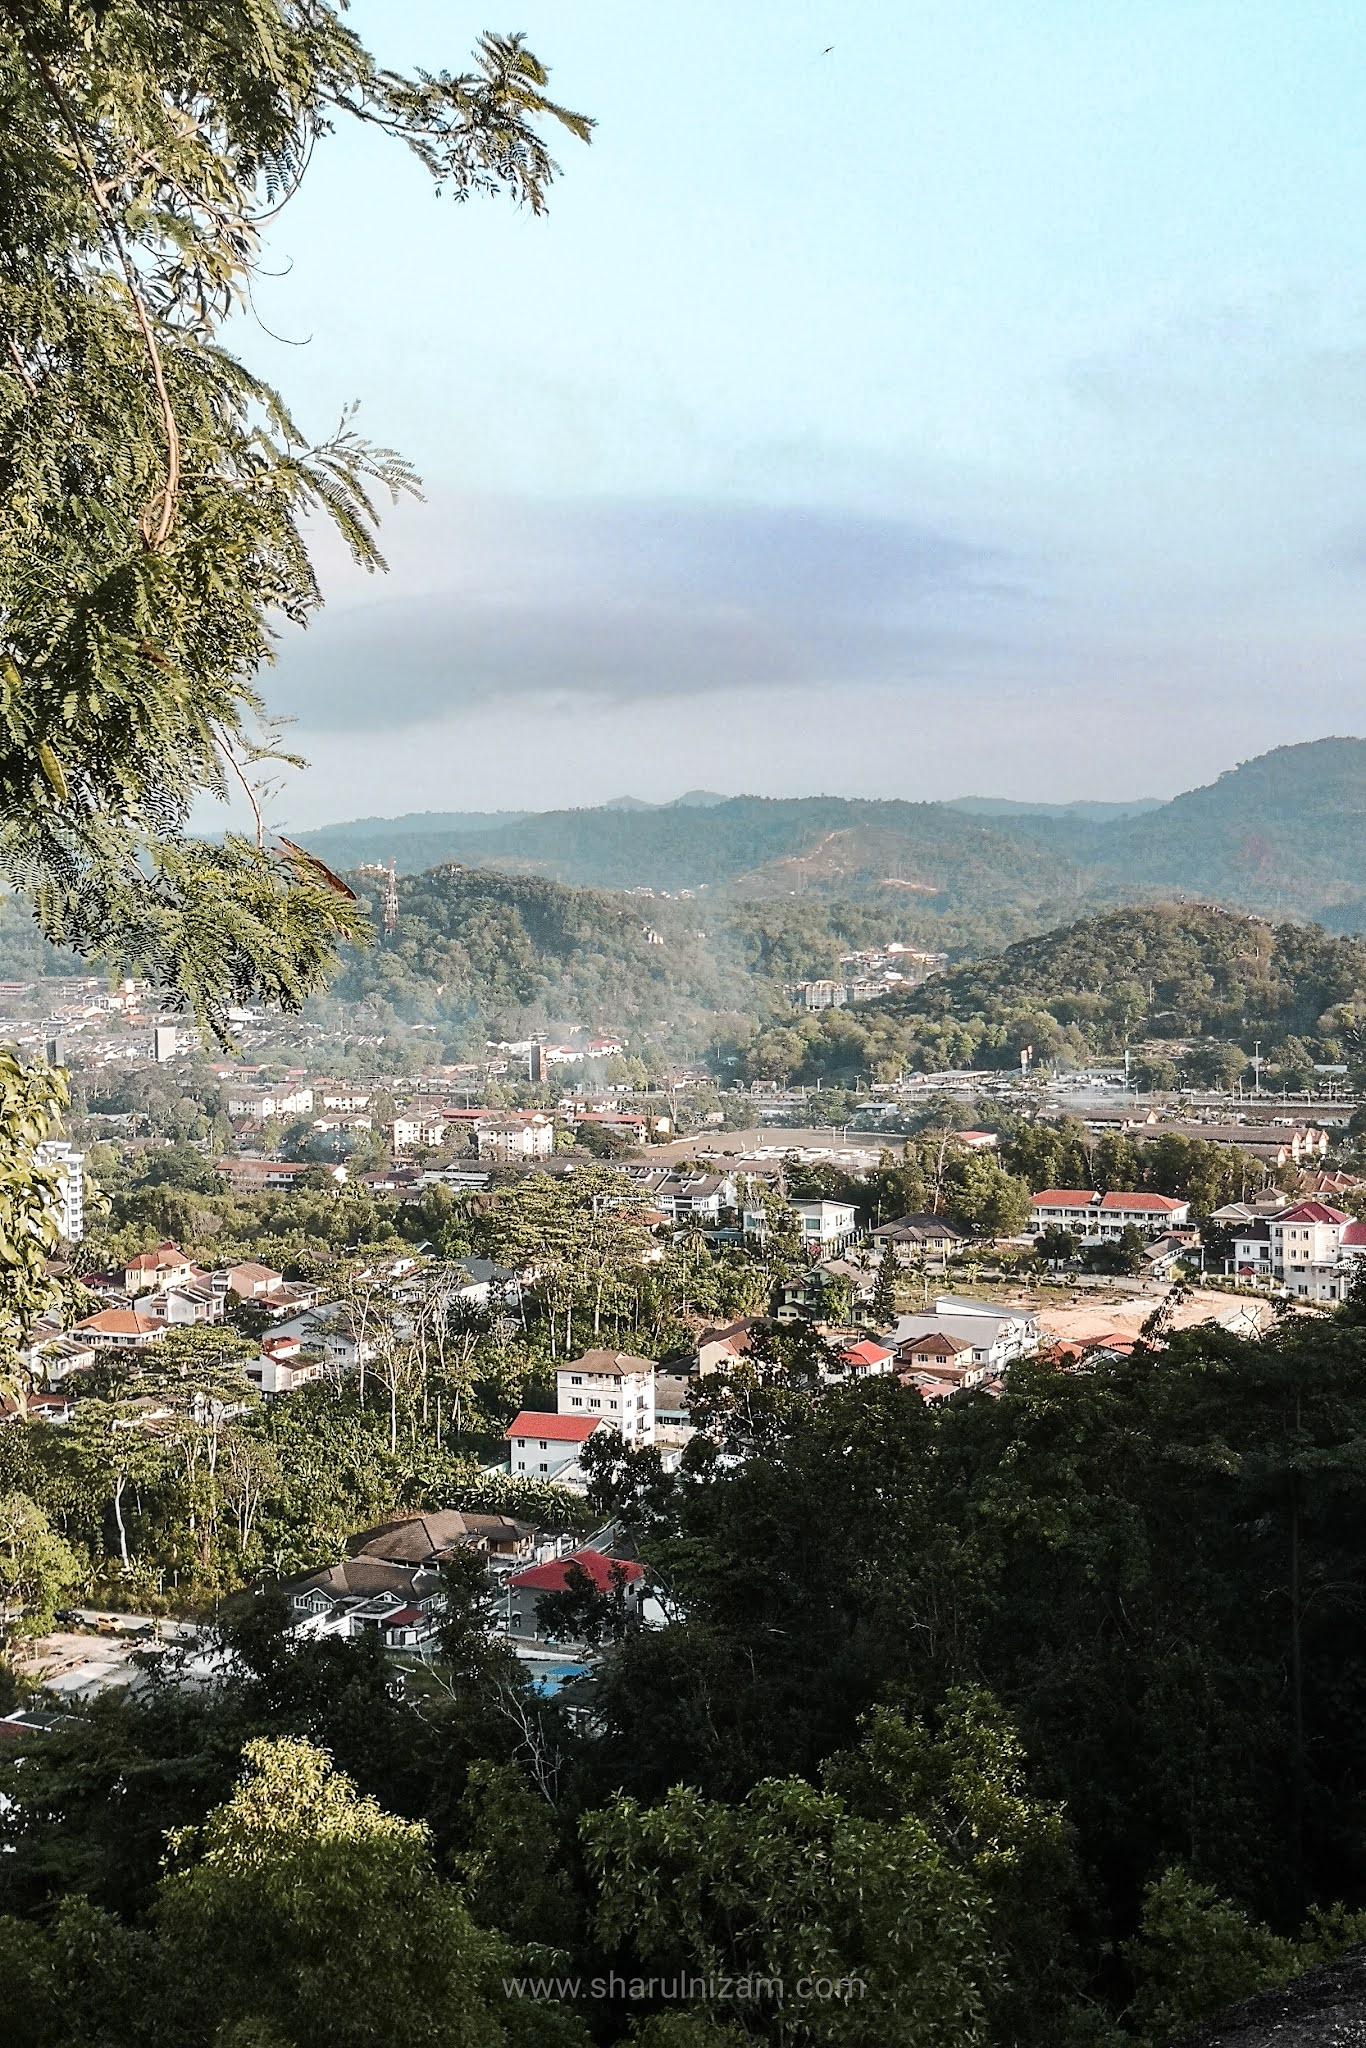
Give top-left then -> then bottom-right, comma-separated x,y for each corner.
1277,1202 -> 1350,1225
125,1243 -> 185,1271
1098,1192 -> 1188,1212
509,1547 -> 645,1593
505,1410 -> 602,1443
839,1340 -> 893,1368
1030,1190 -> 1099,1207
381,1605 -> 428,1629
1341,1222 -> 1366,1247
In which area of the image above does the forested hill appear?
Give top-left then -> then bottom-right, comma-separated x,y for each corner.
736,904 -> 1366,1088
1000,737 -> 1366,924
298,738 -> 1366,927
326,865 -> 1025,1053
895,903 -> 1366,1043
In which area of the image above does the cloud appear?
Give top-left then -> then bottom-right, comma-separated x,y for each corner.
267,496 -> 1023,731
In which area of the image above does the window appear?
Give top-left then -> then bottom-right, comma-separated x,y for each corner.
539,1462 -> 548,1473
571,1396 -> 582,1407
538,1439 -> 548,1449
570,1374 -> 582,1384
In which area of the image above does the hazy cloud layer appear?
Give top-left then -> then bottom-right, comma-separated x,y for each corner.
270,497 -> 1020,730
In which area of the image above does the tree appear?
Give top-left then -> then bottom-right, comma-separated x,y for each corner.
0,6 -> 589,1037
155,1738 -> 504,2048
1081,1223 -> 1146,1276
535,1557 -> 636,1646
0,1490 -> 81,1630
871,1239 -> 899,1324
581,1697 -> 1077,2048
0,1049 -> 70,1365
1035,1225 -> 1078,1268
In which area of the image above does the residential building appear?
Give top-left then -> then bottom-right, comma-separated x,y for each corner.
871,1214 -> 970,1261
791,1198 -> 860,1256
890,1297 -> 1039,1377
555,1349 -> 656,1444
74,1307 -> 164,1351
35,1139 -> 84,1242
215,1158 -> 347,1192
611,1167 -> 738,1224
654,1372 -> 695,1443
143,1282 -> 223,1327
391,1114 -> 449,1151
742,1196 -> 858,1254
832,1338 -> 896,1381
897,1330 -> 975,1377
123,1241 -> 197,1297
244,1332 -> 327,1396
505,1410 -> 603,1480
284,1558 -> 441,1650
501,1547 -> 646,1639
225,1085 -> 314,1119
1029,1190 -> 1191,1240
695,1318 -> 762,1374
475,1118 -> 555,1162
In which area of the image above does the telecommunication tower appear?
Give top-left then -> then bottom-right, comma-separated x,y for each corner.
383,858 -> 399,936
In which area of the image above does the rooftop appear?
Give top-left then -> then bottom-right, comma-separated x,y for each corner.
505,1410 -> 602,1443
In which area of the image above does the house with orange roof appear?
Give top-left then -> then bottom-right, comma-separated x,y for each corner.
75,1307 -> 164,1351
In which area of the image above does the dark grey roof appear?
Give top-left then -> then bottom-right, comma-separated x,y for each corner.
348,1511 -> 472,1565
285,1559 -> 431,1601
873,1214 -> 969,1241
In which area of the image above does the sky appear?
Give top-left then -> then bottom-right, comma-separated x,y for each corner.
225,0 -> 1366,829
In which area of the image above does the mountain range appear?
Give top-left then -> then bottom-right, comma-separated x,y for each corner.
296,738 -> 1366,932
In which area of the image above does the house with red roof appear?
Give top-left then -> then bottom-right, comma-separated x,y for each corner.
123,1242 -> 196,1297
1225,1201 -> 1366,1300
834,1338 -> 895,1381
505,1409 -> 604,1484
502,1546 -> 645,1639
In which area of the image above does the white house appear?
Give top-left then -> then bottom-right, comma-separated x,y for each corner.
505,1410 -> 604,1480
890,1297 -> 1039,1378
555,1349 -> 656,1444
243,1332 -> 327,1396
391,1114 -> 449,1151
742,1197 -> 859,1256
226,1084 -> 314,1119
1227,1201 -> 1366,1301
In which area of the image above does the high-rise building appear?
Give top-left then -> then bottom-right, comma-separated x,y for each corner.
153,1025 -> 181,1063
35,1139 -> 85,1242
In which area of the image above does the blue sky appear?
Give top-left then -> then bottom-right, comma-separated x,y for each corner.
233,1 -> 1366,825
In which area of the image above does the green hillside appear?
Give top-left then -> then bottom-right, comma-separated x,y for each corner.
737,903 -> 1366,1087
